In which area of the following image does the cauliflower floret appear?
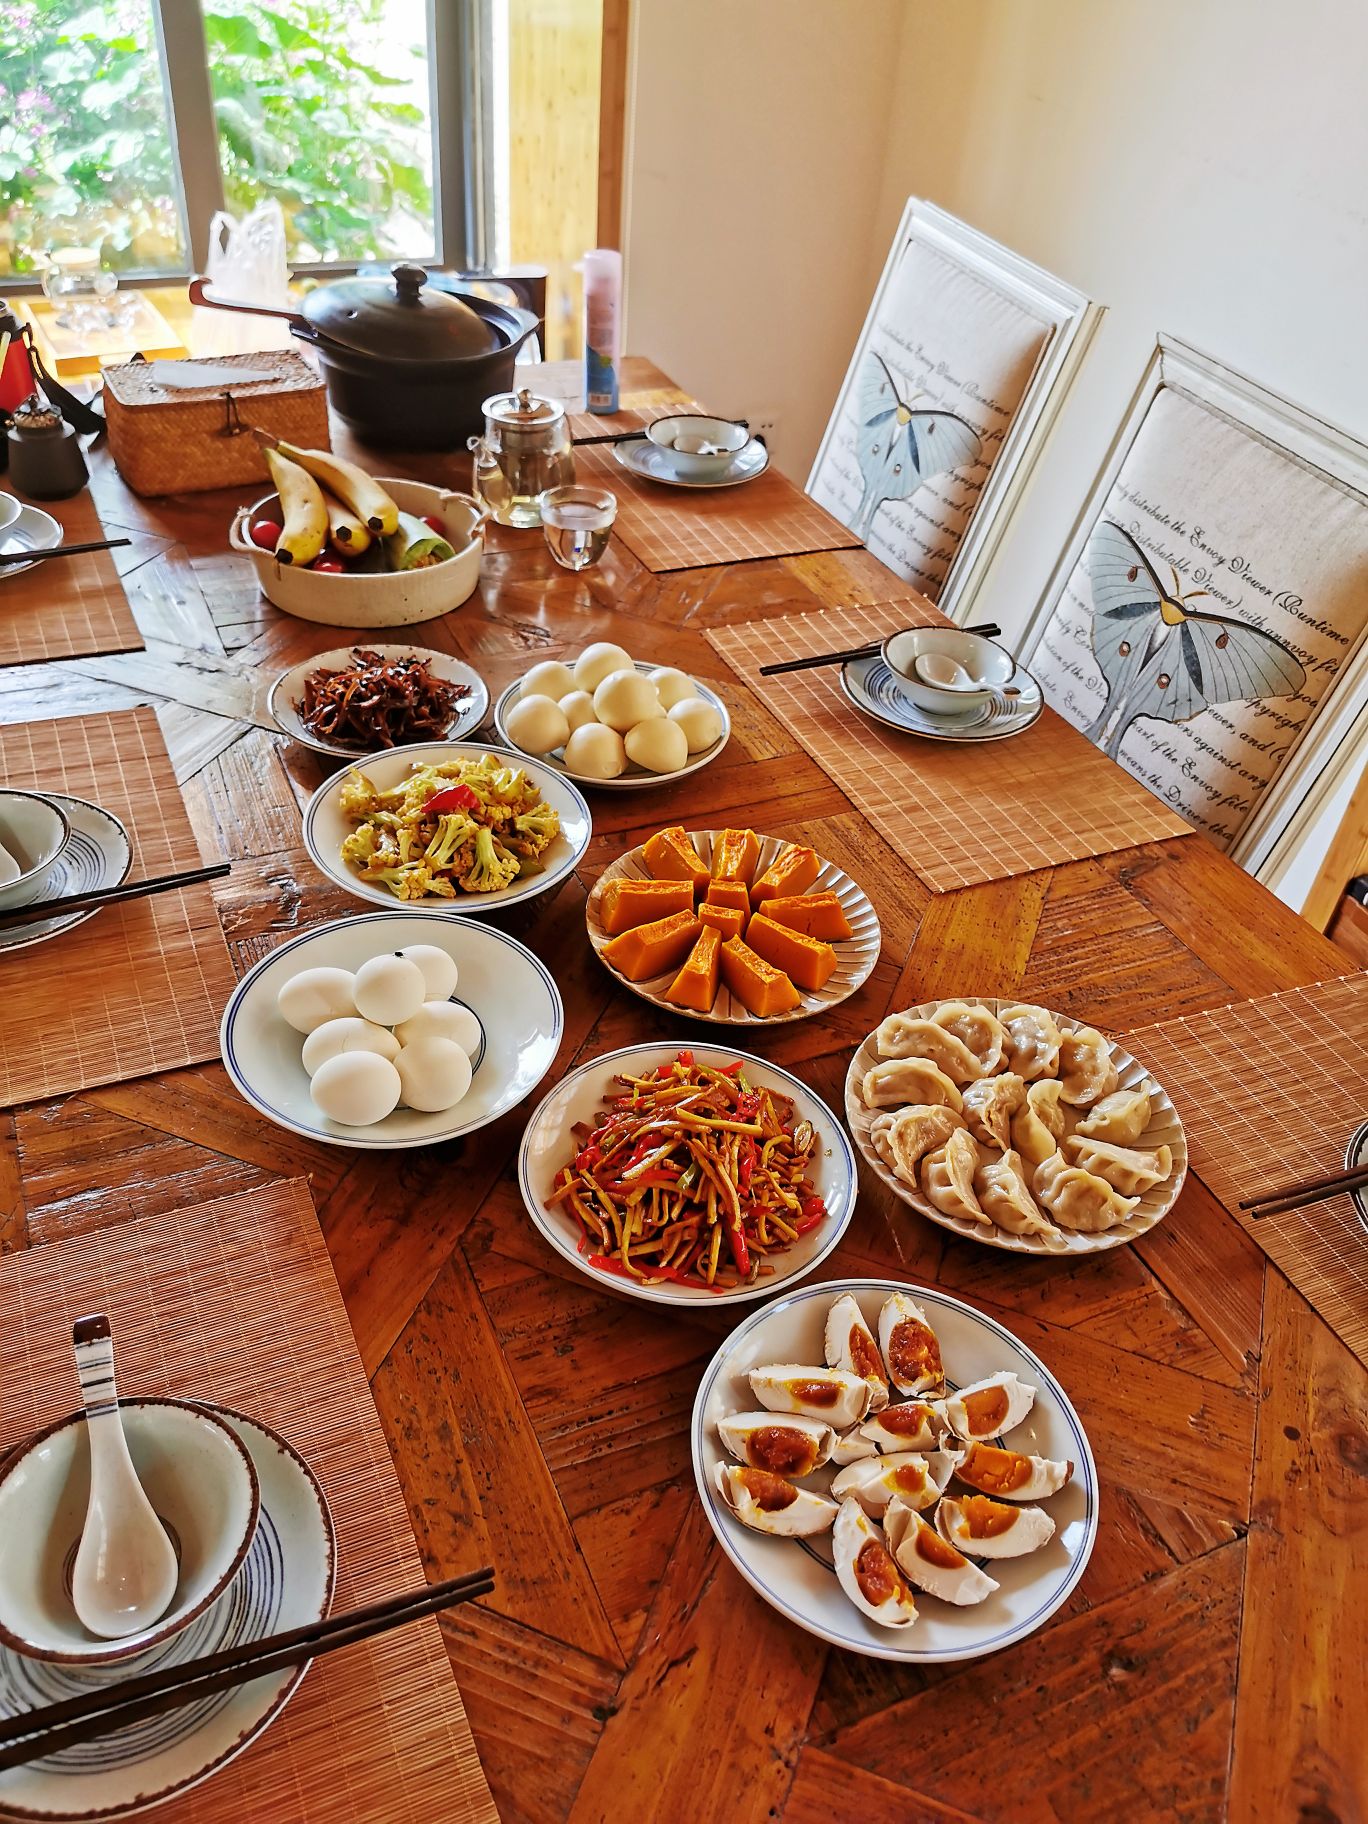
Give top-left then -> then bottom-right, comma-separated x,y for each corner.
459,827 -> 521,894
338,769 -> 380,818
424,812 -> 480,869
506,802 -> 560,858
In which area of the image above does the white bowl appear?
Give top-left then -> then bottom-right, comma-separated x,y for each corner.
268,643 -> 490,758
0,789 -> 72,910
692,1278 -> 1098,1662
882,628 -> 1016,715
518,1041 -> 858,1306
0,1399 -> 259,1665
303,739 -> 591,915
646,414 -> 751,480
229,478 -> 487,627
220,910 -> 563,1149
0,492 -> 20,533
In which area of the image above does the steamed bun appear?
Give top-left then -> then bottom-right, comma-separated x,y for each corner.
564,722 -> 628,778
625,717 -> 689,774
649,667 -> 697,711
506,693 -> 570,755
593,668 -> 662,733
522,659 -> 576,702
668,696 -> 724,753
558,690 -> 597,733
573,643 -> 633,692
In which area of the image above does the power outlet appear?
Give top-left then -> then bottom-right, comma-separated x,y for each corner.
747,407 -> 781,449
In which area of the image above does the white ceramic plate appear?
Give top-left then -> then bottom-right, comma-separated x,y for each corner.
0,1406 -> 333,1819
268,644 -> 489,758
693,1277 -> 1098,1662
221,911 -> 562,1150
493,662 -> 730,791
303,740 -> 591,915
613,438 -> 771,490
0,797 -> 131,955
518,1041 -> 857,1306
841,651 -> 1043,743
586,829 -> 881,1026
845,997 -> 1188,1255
0,504 -> 62,581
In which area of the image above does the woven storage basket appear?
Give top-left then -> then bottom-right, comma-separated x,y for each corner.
103,350 -> 329,496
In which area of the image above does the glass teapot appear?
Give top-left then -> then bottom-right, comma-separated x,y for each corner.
469,387 -> 574,528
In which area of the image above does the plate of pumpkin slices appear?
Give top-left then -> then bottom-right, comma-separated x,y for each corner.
585,825 -> 882,1026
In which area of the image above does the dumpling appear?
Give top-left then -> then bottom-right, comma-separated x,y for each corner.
878,1292 -> 943,1395
862,1058 -> 963,1113
884,1499 -> 999,1605
930,1000 -> 1007,1075
1034,1153 -> 1138,1232
1057,1026 -> 1119,1106
975,1149 -> 1059,1238
961,1072 -> 1025,1150
1009,1078 -> 1066,1168
874,1014 -> 982,1085
1000,1003 -> 1062,1080
825,1293 -> 890,1413
1075,1086 -> 1152,1145
869,1105 -> 962,1187
1065,1134 -> 1173,1196
922,1129 -> 989,1225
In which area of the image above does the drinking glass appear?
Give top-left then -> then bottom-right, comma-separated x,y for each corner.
539,485 -> 617,571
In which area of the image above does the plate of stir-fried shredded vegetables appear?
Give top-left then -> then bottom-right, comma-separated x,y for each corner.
304,740 -> 592,913
519,1045 -> 857,1304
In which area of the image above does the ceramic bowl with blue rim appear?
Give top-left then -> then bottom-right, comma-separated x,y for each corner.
221,911 -> 562,1150
692,1278 -> 1098,1661
840,648 -> 1043,743
518,1041 -> 858,1306
0,796 -> 131,955
1346,1119 -> 1368,1235
0,1406 -> 334,1820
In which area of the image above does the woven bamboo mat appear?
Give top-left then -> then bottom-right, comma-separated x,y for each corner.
0,487 -> 143,668
5,1179 -> 497,1822
1125,974 -> 1368,1368
0,707 -> 235,1106
572,440 -> 861,573
706,602 -> 1193,892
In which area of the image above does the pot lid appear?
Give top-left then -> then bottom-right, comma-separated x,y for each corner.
303,264 -> 497,362
482,386 -> 566,428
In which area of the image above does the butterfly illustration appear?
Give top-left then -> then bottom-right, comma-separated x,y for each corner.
1084,520 -> 1306,759
852,351 -> 983,540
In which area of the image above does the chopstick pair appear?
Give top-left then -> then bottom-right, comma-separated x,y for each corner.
0,862 -> 230,932
1239,1162 -> 1368,1220
758,622 -> 1003,676
0,537 -> 131,567
0,1567 -> 495,1770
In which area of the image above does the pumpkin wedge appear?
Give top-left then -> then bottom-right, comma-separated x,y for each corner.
642,825 -> 710,893
704,878 -> 751,916
664,924 -> 721,1012
598,876 -> 695,935
760,891 -> 853,940
719,936 -> 801,1017
698,901 -> 747,942
750,843 -> 821,907
709,828 -> 761,885
746,913 -> 838,992
603,909 -> 701,982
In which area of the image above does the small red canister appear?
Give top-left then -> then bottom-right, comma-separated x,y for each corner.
0,302 -> 37,414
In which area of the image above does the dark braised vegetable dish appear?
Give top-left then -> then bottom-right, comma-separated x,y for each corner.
294,648 -> 471,749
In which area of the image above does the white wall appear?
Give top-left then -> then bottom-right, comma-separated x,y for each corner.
622,0 -> 903,472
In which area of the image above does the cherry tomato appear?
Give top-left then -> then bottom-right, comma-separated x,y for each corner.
248,517 -> 281,551
310,554 -> 346,573
422,514 -> 446,534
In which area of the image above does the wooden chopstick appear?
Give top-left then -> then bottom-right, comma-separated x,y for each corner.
0,537 -> 132,567
0,862 -> 231,932
758,622 -> 1003,676
0,1568 -> 495,1768
1239,1162 -> 1368,1219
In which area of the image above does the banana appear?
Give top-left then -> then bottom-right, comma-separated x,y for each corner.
265,448 -> 328,567
272,439 -> 399,535
324,491 -> 371,557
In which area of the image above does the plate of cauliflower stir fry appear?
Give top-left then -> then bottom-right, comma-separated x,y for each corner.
305,742 -> 593,914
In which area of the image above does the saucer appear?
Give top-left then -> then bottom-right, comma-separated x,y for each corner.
613,437 -> 770,490
0,797 -> 132,954
0,1407 -> 334,1819
840,652 -> 1043,744
0,505 -> 63,580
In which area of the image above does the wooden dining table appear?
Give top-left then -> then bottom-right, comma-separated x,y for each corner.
1,354 -> 1362,1824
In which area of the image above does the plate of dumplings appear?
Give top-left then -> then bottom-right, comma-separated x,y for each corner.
844,997 -> 1187,1254
692,1279 -> 1097,1661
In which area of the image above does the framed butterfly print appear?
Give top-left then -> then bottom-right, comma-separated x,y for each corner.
1026,336 -> 1368,879
807,199 -> 1100,618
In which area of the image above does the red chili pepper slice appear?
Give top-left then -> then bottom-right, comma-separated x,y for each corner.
735,1090 -> 762,1120
423,782 -> 480,815
793,1196 -> 827,1235
719,1060 -> 745,1077
587,1254 -> 693,1284
723,1214 -> 750,1276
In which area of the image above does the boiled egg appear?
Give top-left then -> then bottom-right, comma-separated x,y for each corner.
395,1036 -> 473,1112
309,1051 -> 402,1126
394,1001 -> 481,1053
396,943 -> 459,1003
277,967 -> 357,1034
353,954 -> 426,1027
301,1017 -> 401,1076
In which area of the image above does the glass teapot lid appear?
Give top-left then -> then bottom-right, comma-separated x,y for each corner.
482,386 -> 566,431
303,264 -> 497,362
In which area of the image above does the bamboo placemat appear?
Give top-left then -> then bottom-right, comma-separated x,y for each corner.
5,1178 -> 497,1822
572,441 -> 861,573
707,602 -> 1193,892
0,707 -> 235,1106
0,486 -> 143,668
1124,974 -> 1368,1368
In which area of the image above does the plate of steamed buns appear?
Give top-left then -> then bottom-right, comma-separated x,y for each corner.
492,641 -> 731,788
219,911 -> 563,1149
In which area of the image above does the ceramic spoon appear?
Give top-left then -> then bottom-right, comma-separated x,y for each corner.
912,652 -> 983,691
70,1313 -> 178,1639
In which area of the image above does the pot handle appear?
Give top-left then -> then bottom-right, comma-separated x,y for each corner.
188,276 -> 309,330
440,488 -> 492,539
228,506 -> 257,553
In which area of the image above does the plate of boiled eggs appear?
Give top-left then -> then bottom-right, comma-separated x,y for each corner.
219,911 -> 563,1149
492,640 -> 730,787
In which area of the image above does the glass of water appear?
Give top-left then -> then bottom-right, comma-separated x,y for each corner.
539,484 -> 617,571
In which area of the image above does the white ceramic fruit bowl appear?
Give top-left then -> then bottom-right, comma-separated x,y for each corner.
229,478 -> 487,627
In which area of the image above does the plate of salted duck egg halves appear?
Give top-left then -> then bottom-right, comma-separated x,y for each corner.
692,1279 -> 1097,1661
